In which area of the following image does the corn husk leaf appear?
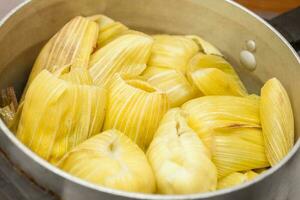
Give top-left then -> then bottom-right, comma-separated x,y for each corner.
147,108 -> 217,194
213,127 -> 269,178
142,67 -> 198,107
182,95 -> 260,150
17,70 -> 107,163
60,67 -> 93,84
89,34 -> 153,86
88,15 -> 129,47
58,129 -> 156,193
188,68 -> 246,96
260,78 -> 294,166
22,16 -> 99,98
148,35 -> 199,73
186,35 -> 223,56
245,170 -> 259,180
104,73 -> 169,150
217,172 -> 247,189
22,16 -> 98,101
186,53 -> 247,96
217,170 -> 258,190
153,108 -> 211,158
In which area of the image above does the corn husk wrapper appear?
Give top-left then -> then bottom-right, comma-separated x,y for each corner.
104,73 -> 169,150
213,127 -> 270,178
147,108 -> 217,194
17,69 -> 107,163
186,53 -> 247,96
182,95 -> 260,150
153,108 -> 211,158
186,35 -> 223,56
88,16 -> 147,40
60,67 -> 93,84
260,78 -> 294,166
245,170 -> 259,180
217,170 -> 258,189
148,35 -> 199,73
88,15 -> 129,47
58,129 -> 156,193
142,67 -> 198,107
89,34 -> 153,86
22,16 -> 99,98
217,172 -> 247,189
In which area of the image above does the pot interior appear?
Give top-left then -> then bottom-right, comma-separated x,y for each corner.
0,0 -> 299,143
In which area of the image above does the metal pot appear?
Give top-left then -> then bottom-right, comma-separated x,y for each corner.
0,0 -> 299,199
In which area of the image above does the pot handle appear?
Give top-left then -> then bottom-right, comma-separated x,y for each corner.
268,7 -> 300,54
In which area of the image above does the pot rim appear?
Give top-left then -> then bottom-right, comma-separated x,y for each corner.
0,0 -> 299,199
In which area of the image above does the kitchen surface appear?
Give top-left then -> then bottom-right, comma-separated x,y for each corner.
0,0 -> 299,200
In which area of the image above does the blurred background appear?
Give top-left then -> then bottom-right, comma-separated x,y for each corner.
235,0 -> 300,19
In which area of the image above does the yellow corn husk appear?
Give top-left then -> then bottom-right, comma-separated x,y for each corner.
153,108 -> 211,158
23,16 -> 99,96
103,73 -> 169,150
186,35 -> 223,56
186,53 -> 247,96
213,127 -> 270,178
58,129 -> 156,193
77,20 -> 99,65
147,108 -> 217,194
59,67 -> 93,84
148,35 -> 199,73
217,170 -> 258,190
89,34 -> 153,86
88,15 -> 129,47
260,78 -> 294,166
142,67 -> 198,107
182,95 -> 260,150
17,70 -> 107,164
245,170 -> 259,180
188,67 -> 246,96
217,172 -> 247,189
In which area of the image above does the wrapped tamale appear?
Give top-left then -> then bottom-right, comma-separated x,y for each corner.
88,14 -> 129,47
104,73 -> 169,150
142,66 -> 198,107
182,95 -> 260,150
186,53 -> 247,96
148,35 -> 199,73
58,129 -> 156,193
89,34 -> 153,86
217,170 -> 258,189
17,69 -> 107,163
147,108 -> 217,194
22,16 -> 99,98
260,78 -> 294,166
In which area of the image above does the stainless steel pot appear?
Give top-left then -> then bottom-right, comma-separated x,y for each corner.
0,0 -> 299,199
